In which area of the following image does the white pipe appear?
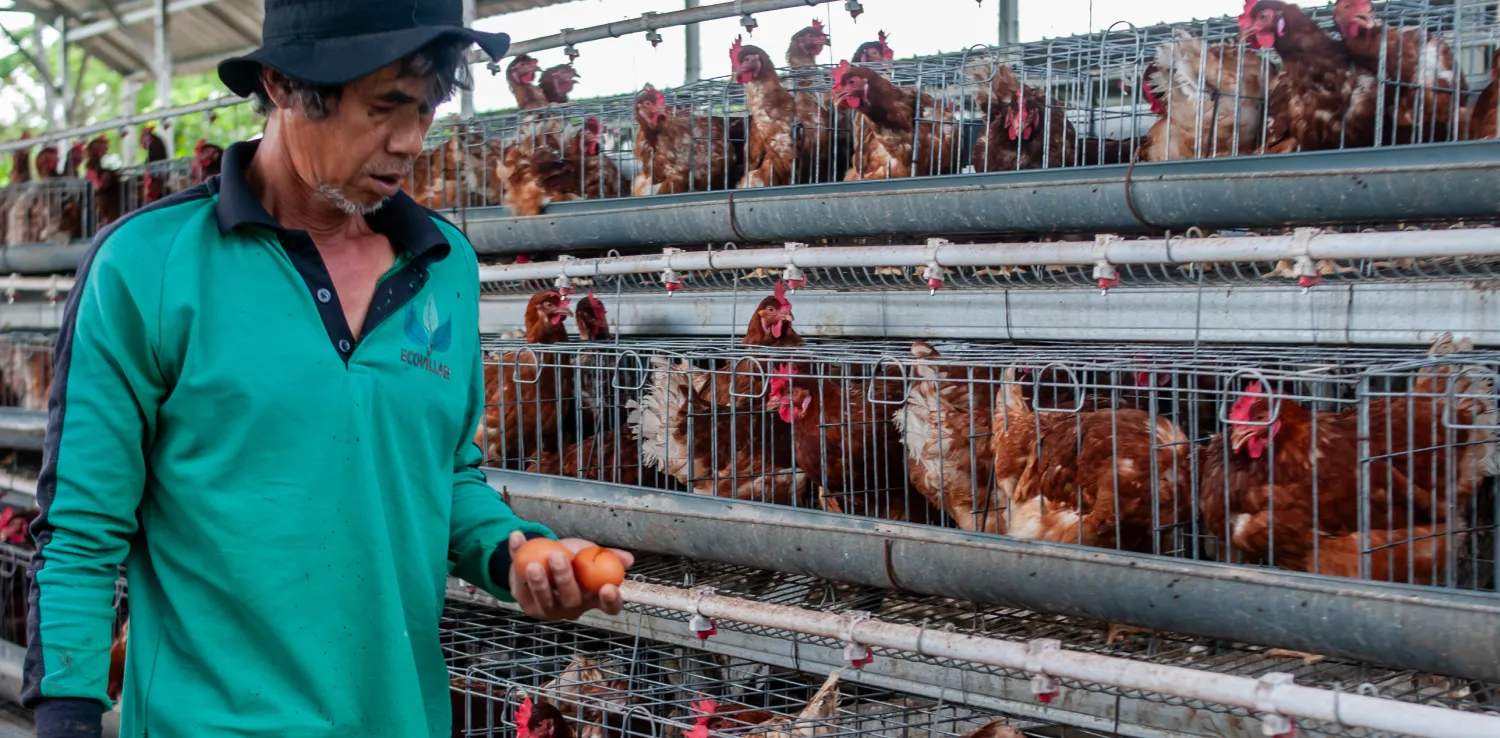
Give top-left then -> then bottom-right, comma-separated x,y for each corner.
620,581 -> 1500,738
0,274 -> 75,294
476,228 -> 1500,283
466,0 -> 834,65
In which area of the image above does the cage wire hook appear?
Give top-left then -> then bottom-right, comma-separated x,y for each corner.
687,587 -> 717,640
922,237 -> 951,295
1025,638 -> 1062,703
840,611 -> 874,669
1254,672 -> 1297,737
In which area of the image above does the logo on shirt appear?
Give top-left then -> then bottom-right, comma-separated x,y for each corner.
401,294 -> 453,380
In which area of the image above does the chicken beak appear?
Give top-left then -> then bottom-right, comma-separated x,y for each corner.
1228,424 -> 1258,453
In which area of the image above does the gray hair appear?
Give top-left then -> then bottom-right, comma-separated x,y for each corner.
251,36 -> 475,119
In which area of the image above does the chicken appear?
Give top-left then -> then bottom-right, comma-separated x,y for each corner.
1008,405 -> 1192,554
1141,30 -> 1273,161
962,720 -> 1025,738
700,282 -> 803,408
507,54 -> 548,110
632,85 -> 745,195
1241,0 -> 1377,154
191,139 -> 224,183
628,355 -> 808,505
733,37 -> 834,187
85,135 -> 122,228
1003,84 -> 1080,170
768,362 -> 942,524
833,61 -> 959,180
4,145 -> 33,247
752,668 -> 842,738
0,337 -> 53,410
892,342 -> 1002,533
505,118 -> 621,216
851,31 -> 894,65
1198,369 -> 1496,584
140,124 -> 170,204
1465,48 -> 1500,141
684,698 -> 776,737
991,367 -> 1065,522
1333,0 -> 1463,144
475,290 -> 576,466
785,20 -> 830,70
519,698 -> 576,738
966,60 -> 1023,172
32,143 -> 83,244
539,64 -> 581,105
535,656 -> 645,738
449,676 -> 510,738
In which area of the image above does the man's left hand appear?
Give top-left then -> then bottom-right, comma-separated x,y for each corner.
507,532 -> 635,621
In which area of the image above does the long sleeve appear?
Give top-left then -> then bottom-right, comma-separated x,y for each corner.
23,237 -> 167,723
447,307 -> 554,602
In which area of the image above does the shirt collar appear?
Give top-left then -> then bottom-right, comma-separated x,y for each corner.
215,139 -> 449,259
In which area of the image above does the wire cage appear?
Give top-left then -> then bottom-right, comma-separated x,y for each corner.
0,177 -> 91,249
0,332 -> 55,412
400,0 -> 1500,226
444,598 -> 1064,738
476,323 -> 1500,594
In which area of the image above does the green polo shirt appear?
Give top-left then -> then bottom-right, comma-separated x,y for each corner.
22,140 -> 553,737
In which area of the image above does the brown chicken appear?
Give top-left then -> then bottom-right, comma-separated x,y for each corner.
507,54 -> 548,110
449,676 -> 510,738
702,282 -> 804,408
534,655 -> 647,738
1465,49 -> 1500,141
629,354 -> 808,505
785,20 -> 830,69
1002,85 -> 1080,170
191,139 -> 224,184
1141,30 -> 1273,161
505,118 -> 621,216
733,37 -> 833,187
1198,369 -> 1495,584
966,60 -> 1023,172
539,64 -> 580,105
687,669 -> 841,738
832,61 -> 959,180
1241,0 -> 1378,154
1333,0 -> 1463,144
140,124 -> 170,205
106,620 -> 128,700
852,31 -> 894,65
475,290 -> 575,466
518,697 -> 576,738
892,342 -> 1001,532
768,362 -> 942,524
632,85 -> 745,195
31,145 -> 83,244
86,135 -> 122,228
4,144 -> 33,247
1008,406 -> 1192,553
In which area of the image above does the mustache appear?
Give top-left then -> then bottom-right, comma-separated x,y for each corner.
362,159 -> 414,178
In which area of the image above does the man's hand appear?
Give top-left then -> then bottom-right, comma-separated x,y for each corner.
507,532 -> 635,621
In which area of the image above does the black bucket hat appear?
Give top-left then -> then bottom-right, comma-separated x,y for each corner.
218,0 -> 510,98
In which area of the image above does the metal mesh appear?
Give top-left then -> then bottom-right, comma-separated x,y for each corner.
445,599 -> 1060,738
476,330 -> 1500,594
0,332 -> 55,412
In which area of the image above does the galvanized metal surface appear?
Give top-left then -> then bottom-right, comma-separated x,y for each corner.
0,409 -> 46,453
476,281 -> 1500,345
462,142 -> 1500,253
447,581 -> 1234,738
483,470 -> 1500,685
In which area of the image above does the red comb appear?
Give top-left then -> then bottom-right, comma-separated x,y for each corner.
517,697 -> 534,738
1237,0 -> 1258,29
731,35 -> 744,64
1229,381 -> 1265,422
812,19 -> 825,33
832,60 -> 852,85
687,698 -> 717,738
776,363 -> 797,376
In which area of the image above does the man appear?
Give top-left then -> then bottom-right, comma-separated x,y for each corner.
21,2 -> 630,736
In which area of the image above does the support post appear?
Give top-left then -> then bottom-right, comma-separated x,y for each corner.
120,79 -> 142,164
55,16 -> 71,128
998,0 -> 1018,45
31,17 -> 59,131
684,0 -> 701,83
154,0 -> 174,155
460,0 -> 476,117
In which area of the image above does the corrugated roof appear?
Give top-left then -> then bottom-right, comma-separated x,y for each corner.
10,0 -> 582,78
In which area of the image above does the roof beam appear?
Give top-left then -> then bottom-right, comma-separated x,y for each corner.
68,0 -> 220,43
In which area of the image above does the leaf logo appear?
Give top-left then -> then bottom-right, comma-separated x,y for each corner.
404,294 -> 453,356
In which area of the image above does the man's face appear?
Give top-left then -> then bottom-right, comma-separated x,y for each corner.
272,61 -> 437,214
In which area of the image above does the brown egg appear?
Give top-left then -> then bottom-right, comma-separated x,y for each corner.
512,537 -> 573,579
571,547 -> 626,592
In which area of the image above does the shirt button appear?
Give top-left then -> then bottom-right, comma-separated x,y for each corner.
338,339 -> 351,353
317,288 -> 332,304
